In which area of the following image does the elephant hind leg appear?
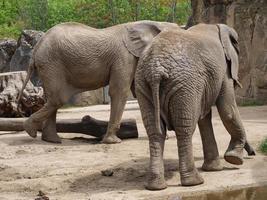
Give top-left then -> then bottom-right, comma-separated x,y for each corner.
41,85 -> 81,143
24,101 -> 60,140
169,97 -> 203,186
24,80 -> 79,143
136,88 -> 167,190
41,109 -> 61,143
198,110 -> 222,171
175,126 -> 204,186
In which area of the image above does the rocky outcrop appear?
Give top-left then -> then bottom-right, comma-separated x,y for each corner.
0,39 -> 17,72
0,71 -> 44,117
10,30 -> 43,72
0,30 -> 44,84
189,0 -> 267,104
70,89 -> 104,106
10,30 -> 44,85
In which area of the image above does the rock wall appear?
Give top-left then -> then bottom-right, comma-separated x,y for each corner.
0,71 -> 44,117
0,30 -> 44,85
10,30 -> 44,85
0,39 -> 17,72
189,0 -> 267,104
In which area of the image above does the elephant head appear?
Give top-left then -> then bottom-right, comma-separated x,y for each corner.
123,21 -> 179,98
123,21 -> 180,58
217,24 -> 241,88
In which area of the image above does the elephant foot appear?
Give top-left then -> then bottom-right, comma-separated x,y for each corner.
202,158 -> 223,171
42,133 -> 61,143
146,174 -> 167,190
42,121 -> 61,143
224,150 -> 243,165
181,169 -> 204,186
42,127 -> 61,143
224,140 -> 244,165
24,118 -> 38,138
101,135 -> 121,144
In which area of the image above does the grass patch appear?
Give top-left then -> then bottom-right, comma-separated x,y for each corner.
239,99 -> 265,107
0,23 -> 22,39
259,138 -> 267,155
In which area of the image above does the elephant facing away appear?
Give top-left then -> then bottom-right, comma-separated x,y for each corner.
18,20 -> 180,144
135,23 -> 255,190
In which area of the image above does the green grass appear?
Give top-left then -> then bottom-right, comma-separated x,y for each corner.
260,138 -> 267,155
239,99 -> 265,107
0,24 -> 22,39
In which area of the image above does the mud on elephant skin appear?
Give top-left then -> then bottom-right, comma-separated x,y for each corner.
135,23 -> 255,190
17,20 -> 180,144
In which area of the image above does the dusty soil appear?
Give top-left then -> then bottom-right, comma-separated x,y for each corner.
0,101 -> 267,200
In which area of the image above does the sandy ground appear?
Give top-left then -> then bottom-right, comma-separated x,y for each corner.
0,101 -> 267,200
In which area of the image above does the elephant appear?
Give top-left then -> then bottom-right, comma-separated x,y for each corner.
18,20 -> 180,144
135,23 -> 256,190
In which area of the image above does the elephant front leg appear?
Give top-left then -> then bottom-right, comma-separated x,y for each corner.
101,77 -> 132,143
244,141 -> 256,156
101,92 -> 127,144
216,79 -> 246,165
101,59 -> 137,144
198,111 -> 222,171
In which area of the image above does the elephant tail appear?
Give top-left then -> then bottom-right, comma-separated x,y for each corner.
17,57 -> 35,116
152,80 -> 162,135
151,63 -> 169,135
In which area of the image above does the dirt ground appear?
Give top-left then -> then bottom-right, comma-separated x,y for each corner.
0,101 -> 267,200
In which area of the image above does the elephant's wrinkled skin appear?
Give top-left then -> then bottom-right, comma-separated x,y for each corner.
18,21 -> 179,144
135,24 -> 255,190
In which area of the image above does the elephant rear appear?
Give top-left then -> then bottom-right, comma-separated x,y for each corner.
136,28 -> 225,130
136,30 -> 201,132
157,29 -> 225,118
32,22 -> 122,90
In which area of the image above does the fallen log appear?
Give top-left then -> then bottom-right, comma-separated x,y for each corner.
0,115 -> 138,139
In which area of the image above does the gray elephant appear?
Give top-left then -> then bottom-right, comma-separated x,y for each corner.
18,20 -> 180,144
135,23 -> 255,190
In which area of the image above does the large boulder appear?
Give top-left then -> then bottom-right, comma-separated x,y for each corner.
0,71 -> 44,117
10,30 -> 44,85
70,89 -> 104,106
189,0 -> 267,104
0,39 -> 17,73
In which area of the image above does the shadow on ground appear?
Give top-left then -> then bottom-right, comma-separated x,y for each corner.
68,156 -> 241,195
0,133 -> 105,146
69,158 -> 177,193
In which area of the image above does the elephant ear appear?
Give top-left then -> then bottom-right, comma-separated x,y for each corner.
217,24 -> 242,87
123,21 -> 164,57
